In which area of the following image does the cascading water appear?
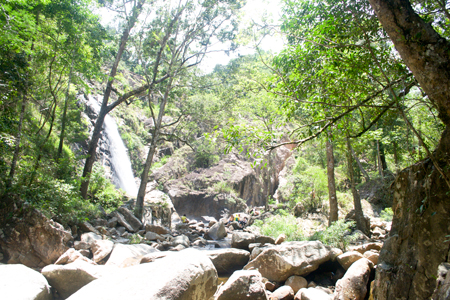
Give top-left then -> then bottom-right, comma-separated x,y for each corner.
88,95 -> 138,197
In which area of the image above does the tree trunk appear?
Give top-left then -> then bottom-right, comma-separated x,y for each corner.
6,93 -> 27,189
80,0 -> 144,199
135,77 -> 174,220
346,137 -> 370,235
58,52 -> 75,159
368,0 -> 450,298
326,129 -> 338,225
351,145 -> 370,182
376,139 -> 384,179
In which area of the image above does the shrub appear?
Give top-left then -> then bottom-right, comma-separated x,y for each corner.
212,181 -> 235,195
309,219 -> 357,251
88,163 -> 124,213
130,233 -> 142,244
193,139 -> 220,168
380,207 -> 393,222
253,214 -> 304,241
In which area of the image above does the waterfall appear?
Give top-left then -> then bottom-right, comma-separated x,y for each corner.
88,95 -> 138,197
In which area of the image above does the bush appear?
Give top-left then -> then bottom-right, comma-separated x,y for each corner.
380,207 -> 393,222
193,139 -> 220,168
253,214 -> 304,241
213,181 -> 235,195
18,177 -> 99,226
309,219 -> 357,251
88,163 -> 124,213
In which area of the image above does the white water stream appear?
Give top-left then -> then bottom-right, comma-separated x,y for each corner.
88,95 -> 138,197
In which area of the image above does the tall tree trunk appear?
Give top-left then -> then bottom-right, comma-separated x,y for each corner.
6,93 -> 27,189
326,129 -> 338,225
58,51 -> 76,159
393,140 -> 399,172
368,0 -> 450,299
351,145 -> 370,182
376,139 -> 384,179
135,77 -> 174,220
80,1 -> 144,199
346,137 -> 370,235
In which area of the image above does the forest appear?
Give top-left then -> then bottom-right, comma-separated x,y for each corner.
1,0 -> 450,299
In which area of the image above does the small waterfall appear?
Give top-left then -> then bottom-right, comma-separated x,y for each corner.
88,95 -> 138,197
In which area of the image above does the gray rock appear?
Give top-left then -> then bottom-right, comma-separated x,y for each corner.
105,244 -> 159,267
172,235 -> 190,248
80,232 -> 102,245
0,264 -> 52,300
145,231 -> 164,241
207,221 -> 227,240
91,240 -> 114,263
215,270 -> 268,300
107,217 -> 118,228
55,248 -> 96,265
117,207 -> 142,232
295,287 -> 332,300
334,258 -> 372,300
204,248 -> 250,274
244,241 -> 332,282
255,235 -> 276,245
285,275 -> 308,294
145,223 -> 170,235
41,260 -> 117,299
112,211 -> 136,233
79,221 -> 101,235
67,249 -> 217,300
74,241 -> 90,251
271,285 -> 294,300
232,232 -> 256,250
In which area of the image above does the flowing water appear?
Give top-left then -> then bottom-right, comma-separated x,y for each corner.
88,95 -> 138,197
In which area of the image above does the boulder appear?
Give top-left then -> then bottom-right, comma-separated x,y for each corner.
73,241 -> 90,251
0,264 -> 52,300
117,207 -> 142,232
145,223 -> 170,235
275,234 -> 286,245
250,244 -> 276,260
285,275 -> 308,294
244,241 -> 332,282
255,235 -> 276,245
204,248 -> 250,274
55,248 -> 96,265
79,221 -> 101,235
67,249 -> 217,300
0,207 -> 71,268
172,235 -> 190,248
91,240 -> 114,263
112,211 -> 137,233
145,231 -> 164,241
206,222 -> 227,240
232,232 -> 256,250
363,250 -> 379,265
295,287 -> 332,300
336,251 -> 364,270
105,244 -> 159,267
41,260 -> 116,299
80,232 -> 102,245
351,243 -> 383,254
334,258 -> 372,300
271,285 -> 295,300
215,270 -> 268,300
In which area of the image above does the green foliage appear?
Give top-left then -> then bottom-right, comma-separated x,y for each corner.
380,207 -> 393,222
212,181 -> 235,195
129,233 -> 143,244
254,214 -> 304,241
151,155 -> 170,170
17,176 -> 99,226
309,219 -> 357,251
193,139 -> 220,168
88,163 -> 124,213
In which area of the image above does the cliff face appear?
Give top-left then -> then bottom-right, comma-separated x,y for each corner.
149,146 -> 293,219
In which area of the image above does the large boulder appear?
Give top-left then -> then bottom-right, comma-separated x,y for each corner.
334,258 -> 372,300
0,264 -> 52,300
41,260 -> 116,299
244,241 -> 332,282
206,221 -> 227,240
232,232 -> 256,250
112,211 -> 137,233
336,251 -> 364,270
91,240 -> 114,263
204,248 -> 250,274
54,248 -> 95,265
117,207 -> 142,232
0,207 -> 71,268
105,244 -> 159,267
271,285 -> 295,300
215,270 -> 268,300
67,249 -> 218,300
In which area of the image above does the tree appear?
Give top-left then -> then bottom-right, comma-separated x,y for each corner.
80,0 -> 146,198
134,0 -> 242,219
326,128 -> 338,225
366,0 -> 450,298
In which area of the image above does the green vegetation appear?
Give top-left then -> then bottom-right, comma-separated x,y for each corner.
253,215 -> 304,242
380,207 -> 394,222
309,220 -> 357,251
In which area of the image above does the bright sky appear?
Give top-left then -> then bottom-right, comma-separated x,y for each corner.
96,0 -> 285,73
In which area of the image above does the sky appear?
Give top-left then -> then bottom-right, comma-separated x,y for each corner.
96,0 -> 285,73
